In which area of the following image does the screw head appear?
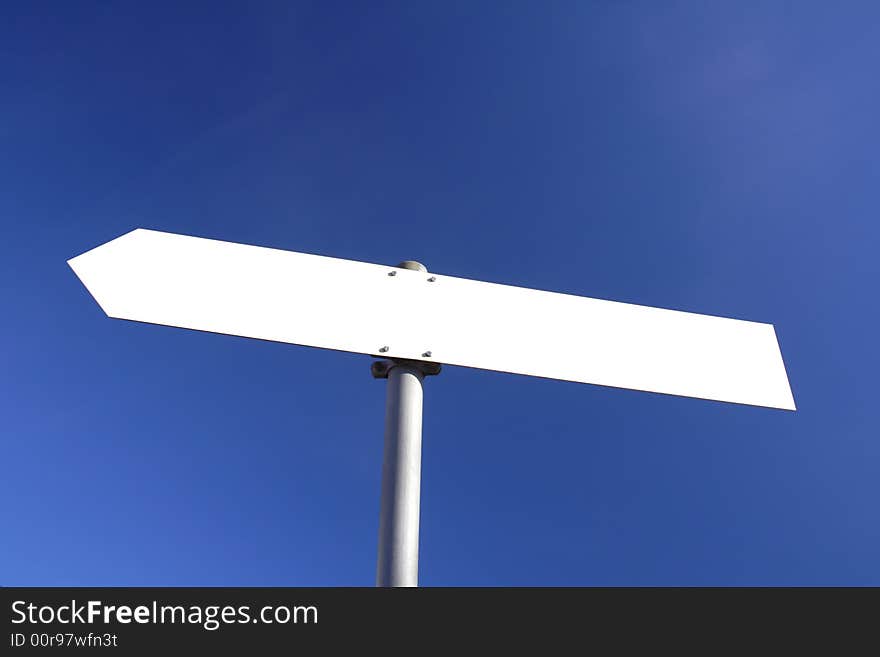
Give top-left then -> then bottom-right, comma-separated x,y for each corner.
379,346 -> 389,353
427,276 -> 436,282
422,351 -> 432,358
388,271 -> 397,277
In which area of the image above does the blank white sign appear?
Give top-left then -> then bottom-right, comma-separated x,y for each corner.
69,228 -> 795,410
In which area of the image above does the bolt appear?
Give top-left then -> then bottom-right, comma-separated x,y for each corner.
388,271 -> 397,277
427,276 -> 436,282
422,351 -> 432,358
379,346 -> 389,353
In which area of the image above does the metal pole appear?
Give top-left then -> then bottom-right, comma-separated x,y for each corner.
374,259 -> 433,587
376,362 -> 425,587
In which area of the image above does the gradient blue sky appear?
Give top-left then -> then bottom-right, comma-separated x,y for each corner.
2,2 -> 878,585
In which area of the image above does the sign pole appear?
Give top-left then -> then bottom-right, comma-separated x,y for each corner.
372,261 -> 440,587
375,361 -> 424,587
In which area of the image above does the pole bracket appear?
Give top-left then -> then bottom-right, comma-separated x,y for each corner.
371,359 -> 442,379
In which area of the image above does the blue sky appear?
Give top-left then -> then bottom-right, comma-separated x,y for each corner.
2,2 -> 878,585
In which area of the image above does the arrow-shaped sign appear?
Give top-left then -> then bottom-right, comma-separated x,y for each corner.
69,228 -> 795,410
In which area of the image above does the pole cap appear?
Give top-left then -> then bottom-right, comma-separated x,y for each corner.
396,261 -> 427,273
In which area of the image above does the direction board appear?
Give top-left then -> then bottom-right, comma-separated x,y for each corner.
68,228 -> 795,409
